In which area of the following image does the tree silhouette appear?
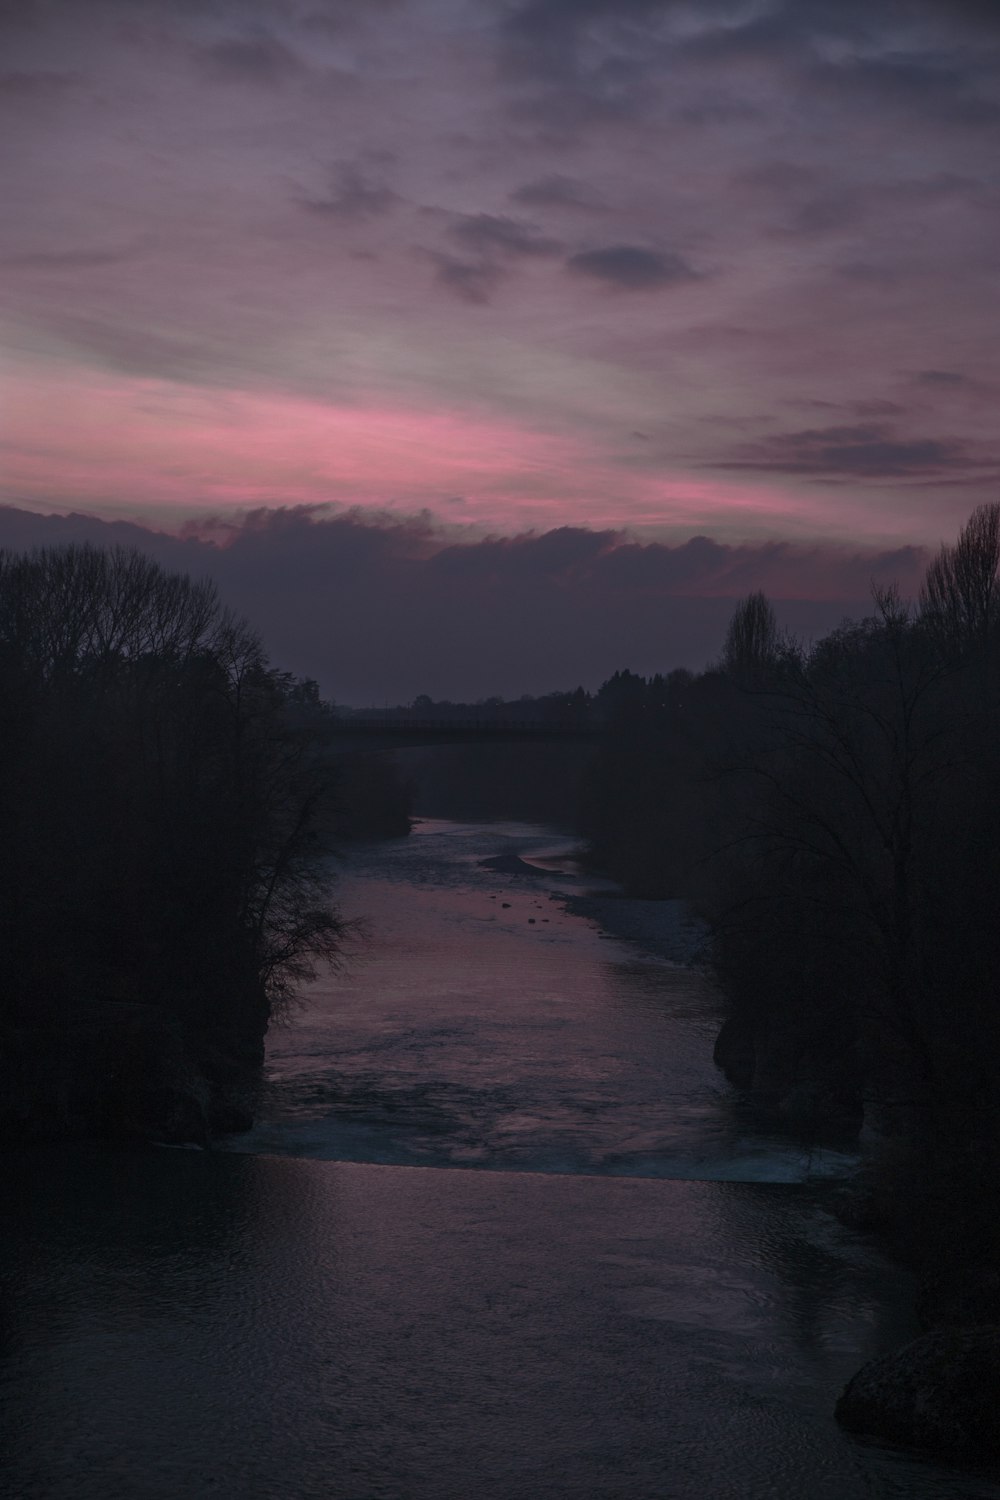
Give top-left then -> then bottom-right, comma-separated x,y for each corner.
721,590 -> 781,682
0,544 -> 348,1141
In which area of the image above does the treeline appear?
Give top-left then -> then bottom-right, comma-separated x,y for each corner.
0,545 -> 409,1144
359,675 -> 686,728
356,687 -> 593,725
583,503 -> 1000,1258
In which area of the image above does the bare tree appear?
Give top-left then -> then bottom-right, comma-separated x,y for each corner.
919,501 -> 1000,662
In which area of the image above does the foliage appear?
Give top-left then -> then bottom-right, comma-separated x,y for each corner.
582,505 -> 1000,1246
0,544 -> 351,1139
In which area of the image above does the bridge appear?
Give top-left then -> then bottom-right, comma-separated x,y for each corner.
328,717 -> 601,752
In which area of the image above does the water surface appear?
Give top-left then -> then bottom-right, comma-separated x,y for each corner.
4,819 -> 998,1499
228,820 -> 851,1181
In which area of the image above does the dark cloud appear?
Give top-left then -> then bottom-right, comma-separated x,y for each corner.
786,399 -> 905,420
504,0 -> 667,32
566,245 -> 697,290
498,0 -> 672,129
772,190 -> 864,239
428,253 -> 504,305
203,33 -> 304,84
427,524 -> 619,581
915,368 -> 972,386
509,174 -> 600,209
425,214 -> 562,303
715,423 -> 979,479
301,164 -> 397,219
0,504 -> 932,701
448,213 -> 562,258
849,399 -> 906,418
806,50 -> 1000,129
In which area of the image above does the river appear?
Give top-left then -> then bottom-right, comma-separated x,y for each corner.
3,819 -> 999,1499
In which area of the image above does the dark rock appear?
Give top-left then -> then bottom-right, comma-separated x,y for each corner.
836,1326 -> 1000,1458
713,1014 -> 756,1089
713,1013 -> 862,1134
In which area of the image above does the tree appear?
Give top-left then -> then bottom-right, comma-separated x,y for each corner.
721,590 -> 781,682
919,500 -> 1000,663
0,544 -> 348,1140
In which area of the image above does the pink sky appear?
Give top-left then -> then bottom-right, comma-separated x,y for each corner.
3,0 -> 1000,579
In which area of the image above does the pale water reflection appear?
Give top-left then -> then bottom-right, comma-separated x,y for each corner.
225,820 -> 853,1180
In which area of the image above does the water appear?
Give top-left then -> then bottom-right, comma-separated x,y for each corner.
227,820 -> 853,1182
3,819 -> 999,1499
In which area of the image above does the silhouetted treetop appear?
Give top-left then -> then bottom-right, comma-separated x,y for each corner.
919,500 -> 1000,662
720,590 -> 781,682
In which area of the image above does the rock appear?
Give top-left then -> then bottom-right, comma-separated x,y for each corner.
835,1325 -> 1000,1458
713,1013 -> 862,1133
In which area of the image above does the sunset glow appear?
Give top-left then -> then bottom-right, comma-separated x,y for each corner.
3,0 -> 1000,688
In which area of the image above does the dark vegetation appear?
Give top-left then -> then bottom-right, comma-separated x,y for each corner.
575,504 -> 1000,1455
583,508 -> 1000,1226
0,544 -> 411,1145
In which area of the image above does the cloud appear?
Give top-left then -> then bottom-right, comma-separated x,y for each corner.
806,49 -> 1000,129
202,33 -> 304,84
301,163 -> 397,219
426,213 -> 563,303
0,503 -> 934,702
772,189 -> 864,239
565,245 -> 697,290
509,174 -> 600,209
714,423 -> 980,479
448,213 -> 562,258
915,368 -> 972,386
498,0 -> 671,128
427,252 -> 504,305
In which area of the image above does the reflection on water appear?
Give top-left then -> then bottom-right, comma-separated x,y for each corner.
3,1148 -> 1000,1499
4,821 -> 1000,1498
224,820 -> 853,1180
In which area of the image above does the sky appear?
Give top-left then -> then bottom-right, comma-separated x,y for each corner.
2,0 -> 1000,697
